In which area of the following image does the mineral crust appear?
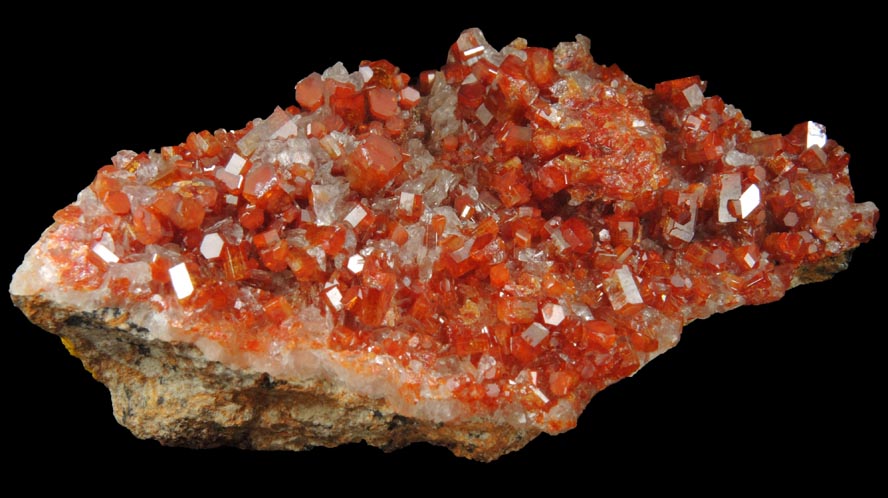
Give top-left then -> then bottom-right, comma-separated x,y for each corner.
10,28 -> 878,460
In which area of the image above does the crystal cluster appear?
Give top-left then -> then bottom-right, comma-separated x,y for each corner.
11,28 -> 878,446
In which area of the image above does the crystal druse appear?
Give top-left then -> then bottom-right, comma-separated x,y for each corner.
10,28 -> 878,460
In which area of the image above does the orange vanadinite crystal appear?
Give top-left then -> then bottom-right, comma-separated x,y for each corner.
344,134 -> 404,196
39,28 -> 877,435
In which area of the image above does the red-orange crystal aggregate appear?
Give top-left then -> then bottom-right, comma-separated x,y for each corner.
30,29 -> 878,432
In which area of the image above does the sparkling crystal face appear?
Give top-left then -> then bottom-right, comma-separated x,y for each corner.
11,25 -> 879,456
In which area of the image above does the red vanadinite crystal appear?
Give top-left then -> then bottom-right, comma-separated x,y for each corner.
38,28 -> 877,433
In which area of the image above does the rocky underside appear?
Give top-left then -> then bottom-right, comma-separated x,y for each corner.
13,294 -> 538,460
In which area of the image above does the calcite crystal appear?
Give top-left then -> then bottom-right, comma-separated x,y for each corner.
10,28 -> 878,461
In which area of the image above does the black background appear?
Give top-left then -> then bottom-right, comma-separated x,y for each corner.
6,7 -> 885,491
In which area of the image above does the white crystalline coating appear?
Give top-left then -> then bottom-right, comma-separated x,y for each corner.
517,207 -> 534,218
271,117 -> 300,139
237,107 -> 294,156
200,233 -> 224,260
276,136 -> 314,168
91,243 -> 119,264
325,286 -> 344,311
399,192 -> 419,213
358,65 -> 374,83
725,149 -> 756,167
344,204 -> 369,228
476,103 -> 493,126
549,229 -> 570,252
347,254 -> 365,274
168,263 -> 194,300
503,41 -> 528,60
301,209 -> 315,224
618,220 -> 636,242
541,303 -> 565,326
739,184 -> 761,218
225,194 -> 239,205
783,211 -> 799,227
718,173 -> 742,223
540,105 -> 562,126
670,273 -> 687,288
707,248 -> 727,267
319,63 -> 367,92
224,153 -> 248,176
312,182 -> 349,226
685,115 -> 703,131
319,134 -> 343,159
400,86 -> 420,105
111,150 -> 138,169
215,168 -> 243,190
517,248 -> 545,264
683,84 -> 704,108
425,170 -> 461,207
668,219 -> 695,243
321,62 -> 350,82
612,265 -> 644,309
806,121 -> 828,149
521,322 -> 549,347
571,302 -> 594,321
598,228 -> 611,243
109,261 -> 152,295
667,193 -> 698,243
742,251 -> 757,269
476,351 -> 497,380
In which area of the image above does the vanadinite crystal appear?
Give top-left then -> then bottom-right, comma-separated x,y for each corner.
10,28 -> 878,460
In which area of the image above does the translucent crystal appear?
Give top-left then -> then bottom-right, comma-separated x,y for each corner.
200,233 -> 224,260
224,153 -> 248,176
805,121 -> 827,149
718,173 -> 743,223
610,265 -> 644,309
682,84 -> 704,108
541,303 -> 566,326
739,184 -> 761,219
521,322 -> 549,347
91,243 -> 119,264
168,262 -> 194,300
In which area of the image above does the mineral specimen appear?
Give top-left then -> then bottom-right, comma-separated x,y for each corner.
10,28 -> 878,461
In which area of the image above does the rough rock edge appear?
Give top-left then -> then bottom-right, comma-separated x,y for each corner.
11,294 -> 538,462
9,251 -> 850,462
